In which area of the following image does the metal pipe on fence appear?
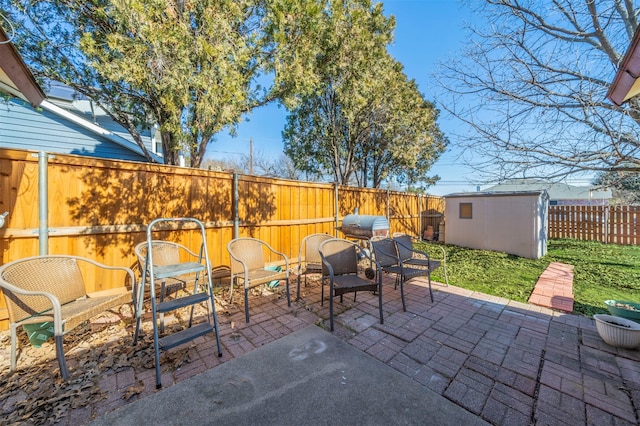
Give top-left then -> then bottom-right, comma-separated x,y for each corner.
419,193 -> 423,238
233,172 -> 239,239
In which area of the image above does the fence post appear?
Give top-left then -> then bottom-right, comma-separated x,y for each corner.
334,182 -> 339,237
604,205 -> 609,244
37,151 -> 49,255
233,172 -> 239,239
386,189 -> 390,221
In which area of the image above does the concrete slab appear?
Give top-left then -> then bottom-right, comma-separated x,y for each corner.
92,325 -> 487,425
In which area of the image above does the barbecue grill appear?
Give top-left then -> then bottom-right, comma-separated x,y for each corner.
338,214 -> 390,240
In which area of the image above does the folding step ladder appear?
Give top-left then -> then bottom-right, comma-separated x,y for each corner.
133,217 -> 222,388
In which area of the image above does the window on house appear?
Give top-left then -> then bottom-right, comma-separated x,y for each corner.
460,203 -> 472,219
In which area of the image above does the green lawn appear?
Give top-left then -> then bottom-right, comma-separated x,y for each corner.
414,238 -> 640,317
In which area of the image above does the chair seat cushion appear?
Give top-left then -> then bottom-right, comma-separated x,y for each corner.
238,268 -> 288,288
401,266 -> 432,280
18,288 -> 131,332
405,258 -> 441,270
304,262 -> 323,273
331,275 -> 378,297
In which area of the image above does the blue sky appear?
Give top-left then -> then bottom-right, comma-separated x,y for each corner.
206,0 -> 477,196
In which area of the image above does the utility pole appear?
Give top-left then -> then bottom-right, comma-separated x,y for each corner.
249,138 -> 253,175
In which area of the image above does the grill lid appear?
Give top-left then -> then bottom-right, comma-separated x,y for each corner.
339,214 -> 389,239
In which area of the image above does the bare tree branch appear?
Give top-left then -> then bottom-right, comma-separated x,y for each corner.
435,0 -> 640,186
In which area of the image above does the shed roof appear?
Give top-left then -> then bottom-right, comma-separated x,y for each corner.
445,190 -> 547,199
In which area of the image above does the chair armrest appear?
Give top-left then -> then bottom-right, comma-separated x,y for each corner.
434,244 -> 446,261
264,243 -> 290,272
320,253 -> 335,279
297,243 -> 305,275
409,240 -> 447,262
0,279 -> 59,302
73,256 -> 136,274
0,279 -> 65,334
404,234 -> 446,261
181,244 -> 204,260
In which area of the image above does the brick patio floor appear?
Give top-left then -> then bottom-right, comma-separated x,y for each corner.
1,273 -> 639,425
528,262 -> 575,313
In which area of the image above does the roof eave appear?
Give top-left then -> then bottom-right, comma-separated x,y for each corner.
0,25 -> 46,107
607,26 -> 640,106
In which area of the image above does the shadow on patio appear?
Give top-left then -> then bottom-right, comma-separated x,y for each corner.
1,273 -> 639,425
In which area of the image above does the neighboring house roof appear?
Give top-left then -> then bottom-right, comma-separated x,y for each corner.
0,25 -> 162,163
607,26 -> 640,105
0,25 -> 45,107
40,81 -> 163,162
38,99 -> 163,163
481,179 -> 611,200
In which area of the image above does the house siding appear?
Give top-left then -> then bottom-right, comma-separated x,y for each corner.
0,99 -> 148,162
93,115 -> 157,151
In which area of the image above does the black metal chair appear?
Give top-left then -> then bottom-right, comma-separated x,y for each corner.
371,236 -> 435,309
319,238 -> 383,331
393,232 -> 448,286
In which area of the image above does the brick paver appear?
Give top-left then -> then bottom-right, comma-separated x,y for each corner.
1,271 -> 639,425
528,262 -> 574,312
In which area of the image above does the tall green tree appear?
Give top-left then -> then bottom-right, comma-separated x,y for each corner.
283,0 -> 446,187
1,0 -> 325,166
359,61 -> 446,189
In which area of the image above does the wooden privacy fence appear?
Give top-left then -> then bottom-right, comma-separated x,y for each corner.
549,205 -> 640,245
0,148 -> 444,329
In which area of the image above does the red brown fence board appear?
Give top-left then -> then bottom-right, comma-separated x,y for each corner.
549,205 -> 639,245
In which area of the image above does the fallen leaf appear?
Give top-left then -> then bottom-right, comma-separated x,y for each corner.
122,380 -> 145,400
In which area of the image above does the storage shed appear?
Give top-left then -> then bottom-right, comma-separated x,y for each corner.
444,191 -> 548,259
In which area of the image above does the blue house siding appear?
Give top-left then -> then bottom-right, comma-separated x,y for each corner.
0,99 -> 149,162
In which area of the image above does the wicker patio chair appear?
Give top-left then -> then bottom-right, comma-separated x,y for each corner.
135,240 -> 203,333
319,238 -> 383,331
371,237 -> 434,309
228,238 -> 291,323
0,255 -> 134,380
296,233 -> 333,301
393,233 -> 448,287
